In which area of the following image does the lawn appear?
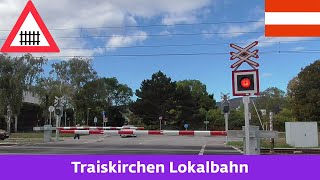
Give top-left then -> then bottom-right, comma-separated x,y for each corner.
10,132 -> 75,138
227,138 -> 293,149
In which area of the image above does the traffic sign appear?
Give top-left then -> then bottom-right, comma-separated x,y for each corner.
232,69 -> 260,96
94,117 -> 98,123
204,121 -> 209,124
48,106 -> 54,113
54,96 -> 66,107
1,1 -> 59,53
184,124 -> 189,129
55,107 -> 63,116
230,41 -> 259,70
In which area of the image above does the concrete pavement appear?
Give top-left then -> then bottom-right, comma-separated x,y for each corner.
0,135 -> 242,155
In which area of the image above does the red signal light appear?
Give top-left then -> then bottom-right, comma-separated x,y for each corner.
241,78 -> 251,88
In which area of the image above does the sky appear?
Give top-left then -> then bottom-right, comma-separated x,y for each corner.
0,0 -> 319,101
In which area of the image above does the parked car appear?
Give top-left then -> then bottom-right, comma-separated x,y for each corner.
0,129 -> 10,140
120,125 -> 137,138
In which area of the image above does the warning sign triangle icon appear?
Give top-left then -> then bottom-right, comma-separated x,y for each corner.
1,1 -> 60,53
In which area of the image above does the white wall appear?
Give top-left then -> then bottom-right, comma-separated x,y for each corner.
285,122 -> 319,147
23,91 -> 40,105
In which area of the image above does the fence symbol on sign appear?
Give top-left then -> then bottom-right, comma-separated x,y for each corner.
20,31 -> 40,45
230,41 -> 259,70
0,0 -> 59,53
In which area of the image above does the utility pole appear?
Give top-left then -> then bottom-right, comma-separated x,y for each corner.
159,116 -> 162,130
86,108 -> 91,126
221,93 -> 230,144
269,112 -> 275,154
243,96 -> 250,155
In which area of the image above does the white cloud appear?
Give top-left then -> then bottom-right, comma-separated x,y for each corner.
106,31 -> 148,51
0,0 -> 213,60
262,73 -> 272,78
292,47 -> 305,51
252,35 -> 312,48
217,18 -> 265,38
162,13 -> 197,25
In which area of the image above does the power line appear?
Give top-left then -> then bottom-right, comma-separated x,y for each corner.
31,51 -> 278,58
55,39 -> 320,50
0,20 -> 264,32
28,50 -> 320,59
0,31 -> 263,41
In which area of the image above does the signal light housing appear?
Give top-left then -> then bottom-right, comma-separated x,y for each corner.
55,107 -> 63,116
232,69 -> 259,96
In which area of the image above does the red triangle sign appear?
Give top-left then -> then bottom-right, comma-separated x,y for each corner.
1,1 -> 60,53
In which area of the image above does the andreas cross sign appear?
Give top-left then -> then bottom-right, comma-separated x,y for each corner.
230,41 -> 260,96
1,0 -> 59,53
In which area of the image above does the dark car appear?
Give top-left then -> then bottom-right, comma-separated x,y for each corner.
0,129 -> 9,140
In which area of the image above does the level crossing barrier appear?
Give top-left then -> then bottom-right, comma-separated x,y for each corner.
59,130 -> 227,136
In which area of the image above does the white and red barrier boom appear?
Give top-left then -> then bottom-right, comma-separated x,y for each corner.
57,127 -> 145,130
59,130 -> 227,136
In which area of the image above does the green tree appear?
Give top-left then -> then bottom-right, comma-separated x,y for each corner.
252,87 -> 289,129
75,77 -> 133,126
131,71 -> 176,128
176,80 -> 217,129
0,54 -> 47,132
274,108 -> 296,131
177,80 -> 216,110
287,60 -> 320,122
169,85 -> 197,129
48,58 -> 98,124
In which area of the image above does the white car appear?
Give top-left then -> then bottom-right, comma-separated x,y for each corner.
120,125 -> 137,138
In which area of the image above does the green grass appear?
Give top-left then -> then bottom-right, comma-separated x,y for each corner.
0,132 -> 78,144
10,132 -> 75,139
227,138 -> 293,148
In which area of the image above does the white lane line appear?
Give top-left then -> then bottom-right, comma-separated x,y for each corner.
231,146 -> 244,154
198,144 -> 206,155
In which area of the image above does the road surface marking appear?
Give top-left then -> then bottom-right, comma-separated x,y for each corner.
198,144 -> 206,155
231,146 -> 243,154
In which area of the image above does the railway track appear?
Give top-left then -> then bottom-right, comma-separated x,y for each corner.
261,148 -> 320,154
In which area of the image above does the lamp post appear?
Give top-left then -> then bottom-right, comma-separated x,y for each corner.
86,108 -> 91,126
159,116 -> 162,130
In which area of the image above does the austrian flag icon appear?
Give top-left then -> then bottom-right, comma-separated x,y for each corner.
265,0 -> 320,37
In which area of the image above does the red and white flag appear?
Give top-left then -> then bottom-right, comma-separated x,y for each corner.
265,0 -> 320,37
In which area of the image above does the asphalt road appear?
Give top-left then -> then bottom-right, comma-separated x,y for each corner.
0,135 -> 242,155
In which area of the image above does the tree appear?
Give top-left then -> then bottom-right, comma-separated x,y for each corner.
169,85 -> 197,129
176,80 -> 217,129
131,71 -> 176,128
0,54 -> 47,132
75,77 -> 133,126
48,58 -> 98,124
50,57 -> 97,92
177,80 -> 216,110
274,108 -> 296,131
252,87 -> 289,129
287,60 -> 320,122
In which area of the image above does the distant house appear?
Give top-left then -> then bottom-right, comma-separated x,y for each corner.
15,91 -> 41,132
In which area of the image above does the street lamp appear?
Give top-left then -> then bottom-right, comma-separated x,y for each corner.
87,108 -> 91,126
159,116 -> 162,130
